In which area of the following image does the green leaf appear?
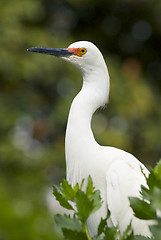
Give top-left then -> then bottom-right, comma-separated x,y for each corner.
120,223 -> 133,240
124,233 -> 134,240
97,210 -> 110,235
60,179 -> 78,201
62,229 -> 88,240
129,197 -> 156,220
75,189 -> 94,223
54,214 -> 82,232
80,178 -> 85,190
153,159 -> 161,181
90,190 -> 102,213
150,222 -> 161,240
146,169 -> 161,193
103,225 -> 118,240
86,176 -> 95,196
140,185 -> 151,201
53,185 -> 74,210
86,176 -> 102,214
74,183 -> 80,193
152,186 -> 161,211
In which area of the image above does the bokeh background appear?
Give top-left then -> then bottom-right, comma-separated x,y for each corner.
0,0 -> 161,239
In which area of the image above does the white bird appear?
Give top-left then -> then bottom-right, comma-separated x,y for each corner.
28,41 -> 152,237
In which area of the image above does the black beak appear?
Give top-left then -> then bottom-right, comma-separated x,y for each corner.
27,47 -> 74,57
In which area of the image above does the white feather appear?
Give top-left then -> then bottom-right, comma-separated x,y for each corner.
63,41 -> 153,237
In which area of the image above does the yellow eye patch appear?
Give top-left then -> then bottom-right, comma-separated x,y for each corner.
80,48 -> 87,55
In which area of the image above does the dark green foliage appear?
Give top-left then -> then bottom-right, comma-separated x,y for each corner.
97,211 -> 111,236
53,185 -> 74,210
62,228 -> 88,240
129,197 -> 156,220
150,222 -> 161,240
53,160 -> 161,239
52,179 -> 131,239
130,159 -> 161,240
120,223 -> 133,240
60,179 -> 79,200
130,160 -> 161,223
54,214 -> 82,232
53,176 -> 103,239
75,189 -> 95,223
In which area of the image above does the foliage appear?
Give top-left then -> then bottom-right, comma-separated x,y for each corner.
53,161 -> 161,240
0,0 -> 161,239
129,160 -> 161,240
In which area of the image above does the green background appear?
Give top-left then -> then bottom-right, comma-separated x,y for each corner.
0,0 -> 161,239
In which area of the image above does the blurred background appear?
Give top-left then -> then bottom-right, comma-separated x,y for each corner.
0,0 -> 161,239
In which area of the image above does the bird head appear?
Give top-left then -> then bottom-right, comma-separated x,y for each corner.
27,41 -> 106,75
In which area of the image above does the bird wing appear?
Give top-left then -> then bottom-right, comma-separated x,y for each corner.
106,158 -> 151,236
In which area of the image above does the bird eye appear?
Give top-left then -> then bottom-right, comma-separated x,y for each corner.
80,48 -> 87,55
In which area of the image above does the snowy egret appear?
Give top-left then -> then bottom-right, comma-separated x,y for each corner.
28,41 -> 152,237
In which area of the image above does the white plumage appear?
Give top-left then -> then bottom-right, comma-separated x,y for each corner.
65,41 -> 152,237
28,41 -> 152,237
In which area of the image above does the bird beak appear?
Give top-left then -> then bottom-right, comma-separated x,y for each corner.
27,47 -> 75,57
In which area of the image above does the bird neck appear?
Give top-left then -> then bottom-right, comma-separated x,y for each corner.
65,67 -> 110,183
